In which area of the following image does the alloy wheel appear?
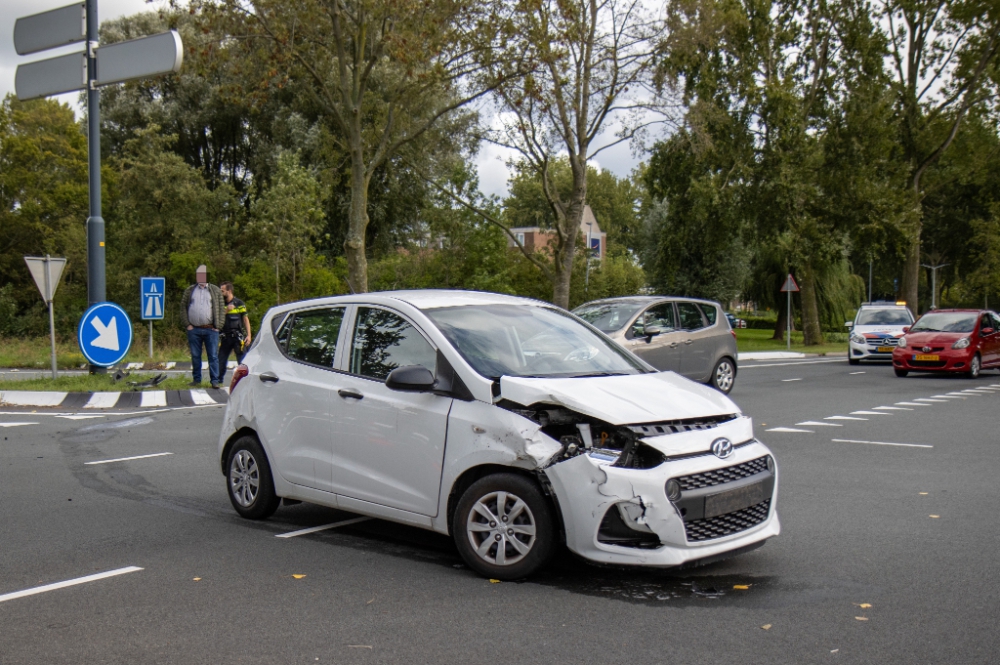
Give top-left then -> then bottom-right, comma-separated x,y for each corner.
230,450 -> 260,507
715,360 -> 735,392
466,491 -> 536,566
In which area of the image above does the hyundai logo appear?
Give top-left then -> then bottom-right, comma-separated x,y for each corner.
711,438 -> 734,459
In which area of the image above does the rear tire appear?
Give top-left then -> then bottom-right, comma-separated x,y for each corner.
452,473 -> 554,580
848,357 -> 860,366
710,357 -> 737,394
226,435 -> 280,520
967,354 -> 981,379
894,368 -> 909,377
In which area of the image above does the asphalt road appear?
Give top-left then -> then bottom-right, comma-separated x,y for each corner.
1,359 -> 998,664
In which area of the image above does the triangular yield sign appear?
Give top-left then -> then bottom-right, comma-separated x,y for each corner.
24,256 -> 67,302
780,273 -> 800,292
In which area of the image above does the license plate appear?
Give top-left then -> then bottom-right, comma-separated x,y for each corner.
704,482 -> 769,518
876,346 -> 894,352
914,354 -> 939,361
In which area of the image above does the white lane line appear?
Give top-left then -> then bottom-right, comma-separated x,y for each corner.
797,421 -> 842,427
0,422 -> 38,427
189,389 -> 216,406
914,398 -> 948,403
0,404 -> 222,417
851,411 -> 890,416
896,402 -> 930,406
962,389 -> 993,394
56,415 -> 105,420
85,392 -> 121,409
140,391 -> 167,408
0,566 -> 143,603
781,378 -> 803,382
85,452 -> 173,466
275,517 -> 372,539
875,406 -> 912,411
831,438 -> 933,449
740,359 -> 845,369
932,395 -> 965,399
850,371 -> 866,375
825,416 -> 868,421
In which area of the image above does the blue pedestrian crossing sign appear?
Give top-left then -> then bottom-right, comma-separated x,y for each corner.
141,277 -> 166,320
78,302 -> 133,367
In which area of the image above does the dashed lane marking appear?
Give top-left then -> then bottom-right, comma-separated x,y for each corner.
781,378 -> 803,382
851,411 -> 890,416
825,416 -> 868,421
831,438 -> 933,449
0,566 -> 143,603
55,415 -> 105,420
0,422 -> 38,428
797,421 -> 842,427
874,406 -> 912,411
765,427 -> 814,433
85,452 -> 173,466
739,359 -> 845,369
275,517 -> 372,539
932,395 -> 965,399
914,398 -> 948,403
895,402 -> 930,407
850,371 -> 866,375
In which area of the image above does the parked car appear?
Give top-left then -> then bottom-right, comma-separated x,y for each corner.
573,296 -> 739,394
892,309 -> 1000,378
726,313 -> 747,329
220,290 -> 779,579
845,302 -> 915,365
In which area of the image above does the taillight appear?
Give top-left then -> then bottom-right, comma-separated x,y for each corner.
730,330 -> 737,339
230,364 -> 249,392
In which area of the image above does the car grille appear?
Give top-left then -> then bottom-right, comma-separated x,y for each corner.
910,360 -> 947,368
628,414 -> 739,437
675,456 -> 770,491
866,338 -> 898,347
684,500 -> 771,542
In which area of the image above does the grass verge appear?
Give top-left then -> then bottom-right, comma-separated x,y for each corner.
735,328 -> 846,356
0,373 -> 201,392
0,337 -> 194,369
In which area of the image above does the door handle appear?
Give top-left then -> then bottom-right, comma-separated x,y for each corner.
338,389 -> 364,400
259,372 -> 279,383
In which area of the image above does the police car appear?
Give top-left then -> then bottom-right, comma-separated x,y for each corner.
845,302 -> 915,365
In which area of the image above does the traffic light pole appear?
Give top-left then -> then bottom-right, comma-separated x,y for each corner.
85,0 -> 106,374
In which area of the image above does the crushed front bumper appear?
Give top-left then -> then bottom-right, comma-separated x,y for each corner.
543,436 -> 779,567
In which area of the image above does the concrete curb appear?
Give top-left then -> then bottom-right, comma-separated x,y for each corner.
0,388 -> 229,409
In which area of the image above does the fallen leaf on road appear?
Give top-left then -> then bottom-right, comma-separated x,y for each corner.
292,574 -> 307,579
831,649 -> 839,653
855,617 -> 868,621
192,577 -> 201,581
919,492 -> 928,495
489,579 -> 501,583
347,645 -> 373,649
761,624 -> 772,630
856,603 -> 871,609
733,585 -> 751,590
929,515 -> 940,519
367,598 -> 375,604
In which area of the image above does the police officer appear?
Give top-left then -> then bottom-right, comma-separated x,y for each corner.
218,282 -> 252,376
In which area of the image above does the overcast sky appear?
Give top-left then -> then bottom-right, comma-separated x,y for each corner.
2,0 -> 643,197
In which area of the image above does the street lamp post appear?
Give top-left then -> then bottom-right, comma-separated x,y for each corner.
585,221 -> 593,290
921,262 -> 949,310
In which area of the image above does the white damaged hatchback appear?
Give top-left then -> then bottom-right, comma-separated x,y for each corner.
219,290 -> 780,579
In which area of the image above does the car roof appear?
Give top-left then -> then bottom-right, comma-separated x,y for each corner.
268,289 -> 552,314
576,295 -> 720,307
918,308 -> 987,313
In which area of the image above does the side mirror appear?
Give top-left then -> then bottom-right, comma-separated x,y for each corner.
385,365 -> 435,392
902,326 -> 910,333
982,327 -> 995,336
844,321 -> 853,329
644,325 -> 664,338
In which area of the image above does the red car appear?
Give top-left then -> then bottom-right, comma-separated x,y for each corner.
893,309 -> 1000,378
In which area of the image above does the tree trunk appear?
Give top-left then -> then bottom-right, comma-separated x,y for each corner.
345,150 -> 370,294
275,252 -> 281,304
798,262 -> 823,346
900,232 -> 920,318
772,286 -> 795,340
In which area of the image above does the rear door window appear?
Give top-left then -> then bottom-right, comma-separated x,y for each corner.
284,308 -> 346,368
677,302 -> 706,331
696,303 -> 718,326
349,307 -> 436,380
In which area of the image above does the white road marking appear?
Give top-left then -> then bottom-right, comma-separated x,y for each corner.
850,371 -> 866,375
739,359 -> 845,369
874,406 -> 912,411
84,392 -> 120,409
85,452 -> 173,465
895,402 -> 930,407
914,398 -> 948,403
0,566 -> 143,603
825,416 -> 868,421
781,378 -> 803,382
932,395 -> 965,399
140,391 -> 167,408
0,422 -> 38,427
275,517 -> 372,538
831,438 -> 933,449
962,389 -> 993,394
797,421 -> 842,427
0,391 -> 68,407
0,404 -> 221,418
56,415 -> 105,420
189,389 -> 216,406
851,411 -> 889,416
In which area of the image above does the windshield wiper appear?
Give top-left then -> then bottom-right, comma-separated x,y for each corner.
566,371 -> 630,378
912,328 -> 940,333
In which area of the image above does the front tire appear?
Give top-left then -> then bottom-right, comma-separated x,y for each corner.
894,368 -> 909,377
848,357 -> 860,366
226,435 -> 280,520
710,357 -> 737,394
967,354 -> 982,379
453,473 -> 554,580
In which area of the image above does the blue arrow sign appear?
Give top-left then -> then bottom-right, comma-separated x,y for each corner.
78,302 -> 133,367
141,277 -> 166,320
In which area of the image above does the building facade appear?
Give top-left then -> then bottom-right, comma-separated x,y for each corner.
508,205 -> 606,259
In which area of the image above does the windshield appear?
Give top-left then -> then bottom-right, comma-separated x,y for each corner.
572,301 -> 645,333
910,312 -> 977,333
856,309 -> 913,326
425,304 -> 648,379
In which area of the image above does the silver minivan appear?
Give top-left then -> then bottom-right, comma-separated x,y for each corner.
574,296 -> 739,393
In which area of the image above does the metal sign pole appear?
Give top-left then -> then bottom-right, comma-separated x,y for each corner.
85,0 -> 106,375
149,321 -> 154,358
45,255 -> 57,379
787,289 -> 791,351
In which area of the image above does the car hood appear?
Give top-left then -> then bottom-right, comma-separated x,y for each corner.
904,331 -> 968,345
854,325 -> 906,336
499,372 -> 739,425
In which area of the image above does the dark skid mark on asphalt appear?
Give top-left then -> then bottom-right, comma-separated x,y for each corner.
61,416 -> 156,444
